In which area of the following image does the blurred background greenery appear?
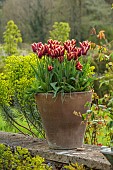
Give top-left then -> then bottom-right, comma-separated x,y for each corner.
0,0 -> 113,44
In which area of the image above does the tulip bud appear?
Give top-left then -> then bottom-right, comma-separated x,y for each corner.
76,61 -> 83,71
31,43 -> 37,52
48,65 -> 54,71
58,56 -> 64,63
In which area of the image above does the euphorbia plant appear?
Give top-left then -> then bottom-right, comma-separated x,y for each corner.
31,39 -> 95,96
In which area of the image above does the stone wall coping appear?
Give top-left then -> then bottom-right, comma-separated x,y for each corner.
0,131 -> 112,170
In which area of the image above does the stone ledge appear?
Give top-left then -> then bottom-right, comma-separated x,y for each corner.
0,131 -> 112,170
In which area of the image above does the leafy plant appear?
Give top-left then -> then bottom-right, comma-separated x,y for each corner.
3,20 -> 22,56
0,54 -> 44,137
49,22 -> 70,42
0,73 -> 12,105
83,29 -> 113,146
85,93 -> 113,146
64,163 -> 88,170
0,144 -> 51,170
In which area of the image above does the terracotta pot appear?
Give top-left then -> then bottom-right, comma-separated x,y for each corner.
35,91 -> 92,149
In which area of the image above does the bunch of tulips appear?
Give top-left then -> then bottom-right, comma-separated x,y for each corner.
31,39 -> 94,95
32,39 -> 90,71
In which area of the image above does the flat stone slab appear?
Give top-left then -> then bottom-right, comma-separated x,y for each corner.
0,131 -> 112,170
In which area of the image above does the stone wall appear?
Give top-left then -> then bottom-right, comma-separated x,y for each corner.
0,131 -> 112,170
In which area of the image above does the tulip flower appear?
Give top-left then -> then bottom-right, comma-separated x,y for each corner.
48,65 -> 54,71
76,61 -> 83,71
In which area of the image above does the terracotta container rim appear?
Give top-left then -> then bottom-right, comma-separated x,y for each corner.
35,90 -> 93,96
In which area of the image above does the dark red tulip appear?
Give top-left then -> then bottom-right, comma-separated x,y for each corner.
67,52 -> 74,61
58,56 -> 64,63
76,61 -> 83,71
77,48 -> 82,57
31,43 -> 38,52
37,51 -> 43,58
48,65 -> 54,71
79,41 -> 90,55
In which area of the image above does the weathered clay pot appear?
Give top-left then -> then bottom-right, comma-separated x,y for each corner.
35,91 -> 92,149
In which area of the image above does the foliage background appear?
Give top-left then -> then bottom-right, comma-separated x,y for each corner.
0,0 -> 113,44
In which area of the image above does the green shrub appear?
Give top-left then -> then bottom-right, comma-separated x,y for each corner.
4,54 -> 36,103
0,54 -> 37,106
0,73 -> 12,105
3,20 -> 22,56
0,54 -> 44,137
0,144 -> 51,170
49,22 -> 70,42
64,163 -> 88,170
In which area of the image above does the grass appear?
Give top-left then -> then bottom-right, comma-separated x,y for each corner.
0,115 -> 13,132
